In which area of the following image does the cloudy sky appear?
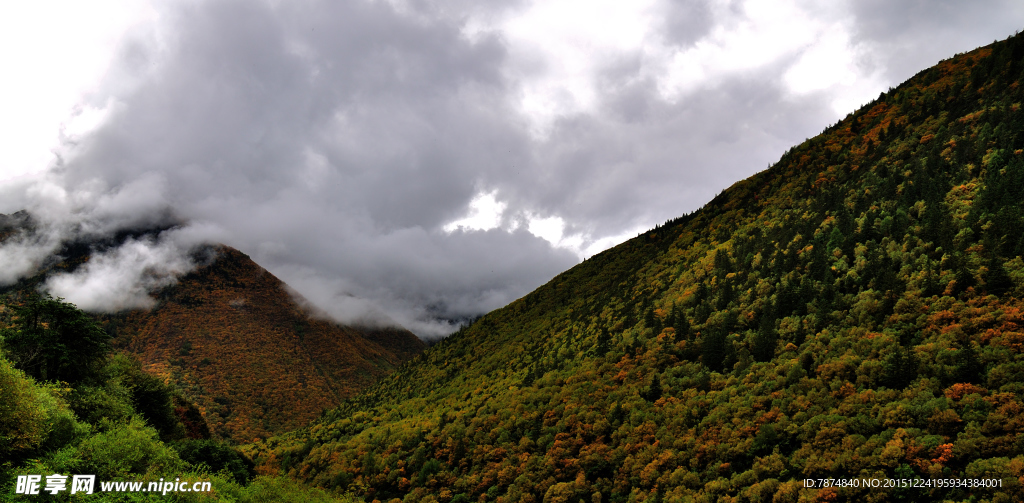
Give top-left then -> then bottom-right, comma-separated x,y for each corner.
1,0 -> 1022,338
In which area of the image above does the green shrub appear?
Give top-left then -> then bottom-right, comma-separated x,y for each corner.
0,354 -> 49,458
69,383 -> 136,427
72,416 -> 186,479
106,353 -> 187,441
235,476 -> 359,503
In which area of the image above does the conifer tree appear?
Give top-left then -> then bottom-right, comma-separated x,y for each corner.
702,329 -> 727,372
752,319 -> 777,363
595,328 -> 611,357
882,347 -> 919,389
642,373 -> 662,402
1,294 -> 109,383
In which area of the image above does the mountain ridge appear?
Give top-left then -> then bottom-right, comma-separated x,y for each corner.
247,32 -> 1024,502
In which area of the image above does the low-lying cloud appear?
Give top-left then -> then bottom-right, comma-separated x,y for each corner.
45,232 -> 197,312
0,228 -> 62,286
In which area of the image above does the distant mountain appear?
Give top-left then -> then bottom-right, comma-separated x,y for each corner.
0,224 -> 425,443
249,33 -> 1024,501
108,246 -> 424,442
0,210 -> 33,240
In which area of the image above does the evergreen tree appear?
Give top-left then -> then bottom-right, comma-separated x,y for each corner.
984,257 -> 1013,295
674,312 -> 691,342
595,328 -> 611,357
702,329 -> 727,373
642,373 -> 663,402
644,307 -> 656,331
953,343 -> 984,384
882,347 -> 919,390
751,319 -> 778,363
1,294 -> 109,383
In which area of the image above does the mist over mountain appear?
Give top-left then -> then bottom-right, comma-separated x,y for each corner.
0,225 -> 426,442
0,209 -> 217,312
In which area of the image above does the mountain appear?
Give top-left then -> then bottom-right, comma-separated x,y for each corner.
107,246 -> 425,442
247,33 -> 1024,502
0,227 -> 425,443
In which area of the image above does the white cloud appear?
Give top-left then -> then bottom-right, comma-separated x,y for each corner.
444,191 -> 507,232
657,0 -> 842,100
0,0 -> 157,181
783,28 -> 857,94
581,225 -> 648,257
526,214 -> 564,245
440,190 -> 638,260
478,0 -> 888,138
0,228 -> 63,286
45,231 -> 199,312
495,0 -> 660,137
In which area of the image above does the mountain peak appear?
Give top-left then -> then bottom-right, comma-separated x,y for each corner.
109,245 -> 424,441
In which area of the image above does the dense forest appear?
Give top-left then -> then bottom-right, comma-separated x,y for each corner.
245,33 -> 1024,502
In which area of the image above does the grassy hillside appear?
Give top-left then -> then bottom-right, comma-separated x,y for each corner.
248,33 -> 1024,502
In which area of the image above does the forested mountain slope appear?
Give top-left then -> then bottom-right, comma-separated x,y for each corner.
249,33 -> 1024,503
108,246 -> 425,442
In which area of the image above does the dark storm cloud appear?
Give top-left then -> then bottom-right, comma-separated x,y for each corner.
508,72 -> 835,235
29,0 -> 579,338
8,0 -> 1024,338
67,0 -> 511,210
849,0 -> 1024,84
659,0 -> 714,47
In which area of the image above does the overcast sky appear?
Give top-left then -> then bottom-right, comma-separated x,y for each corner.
1,0 -> 1023,338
